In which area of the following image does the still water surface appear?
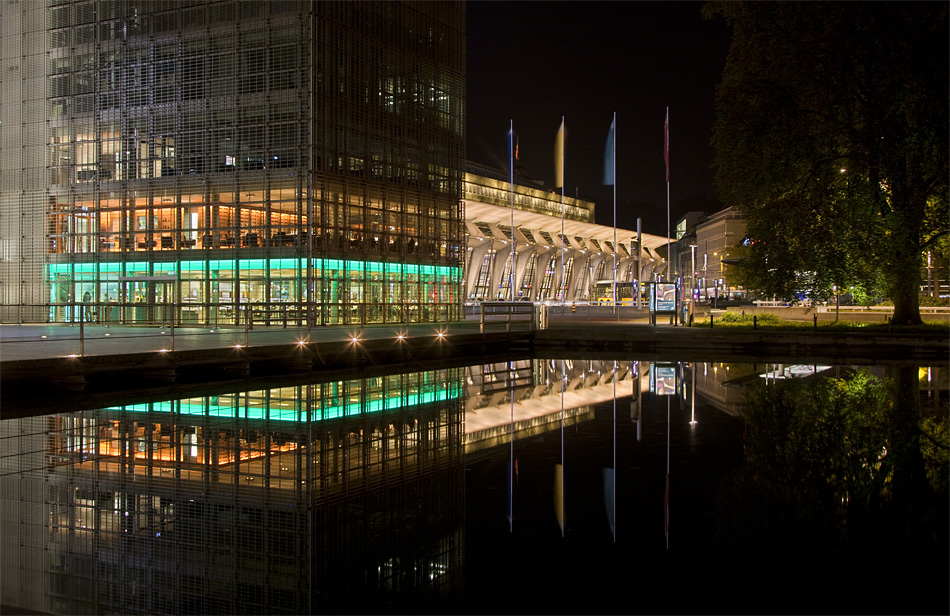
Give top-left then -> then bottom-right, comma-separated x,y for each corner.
1,358 -> 946,614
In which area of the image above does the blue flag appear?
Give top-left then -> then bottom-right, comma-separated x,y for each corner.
603,115 -> 615,185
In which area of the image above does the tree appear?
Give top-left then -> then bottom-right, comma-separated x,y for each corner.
705,2 -> 949,324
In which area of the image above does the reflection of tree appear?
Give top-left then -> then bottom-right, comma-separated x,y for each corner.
714,370 -> 948,613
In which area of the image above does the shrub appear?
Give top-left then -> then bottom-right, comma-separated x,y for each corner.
717,311 -> 745,323
716,311 -> 781,325
755,312 -> 781,325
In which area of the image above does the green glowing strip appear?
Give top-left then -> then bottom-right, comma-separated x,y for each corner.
107,386 -> 460,422
48,258 -> 459,279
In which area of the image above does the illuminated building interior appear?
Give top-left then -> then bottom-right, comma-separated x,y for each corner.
3,1 -> 465,325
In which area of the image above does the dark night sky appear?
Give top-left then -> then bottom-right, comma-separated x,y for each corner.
465,0 -> 731,236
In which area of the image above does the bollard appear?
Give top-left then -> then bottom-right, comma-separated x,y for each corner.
710,313 -> 714,328
170,302 -> 175,352
753,315 -> 757,329
79,305 -> 85,356
814,314 -> 818,329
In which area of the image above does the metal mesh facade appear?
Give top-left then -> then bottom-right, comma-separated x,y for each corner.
0,0 -> 465,325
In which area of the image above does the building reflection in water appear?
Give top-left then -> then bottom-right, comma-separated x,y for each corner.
3,368 -> 465,614
4,359 -> 944,614
1,359 -> 635,615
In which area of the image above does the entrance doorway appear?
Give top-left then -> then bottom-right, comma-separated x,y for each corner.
119,275 -> 177,325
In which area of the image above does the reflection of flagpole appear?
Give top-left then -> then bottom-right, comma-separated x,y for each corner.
690,362 -> 697,426
665,396 -> 670,549
560,360 -> 566,536
509,360 -> 515,532
612,361 -> 618,541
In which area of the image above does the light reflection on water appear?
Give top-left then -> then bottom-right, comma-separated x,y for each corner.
0,359 -> 946,614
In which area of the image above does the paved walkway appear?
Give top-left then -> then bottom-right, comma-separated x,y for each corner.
0,320 -> 541,363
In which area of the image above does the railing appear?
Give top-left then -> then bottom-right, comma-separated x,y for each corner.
815,305 -> 950,313
464,301 -> 537,333
0,302 -> 445,328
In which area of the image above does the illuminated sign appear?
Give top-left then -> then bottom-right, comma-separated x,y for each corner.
651,283 -> 676,312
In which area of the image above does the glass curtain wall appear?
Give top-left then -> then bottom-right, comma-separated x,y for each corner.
42,0 -> 465,326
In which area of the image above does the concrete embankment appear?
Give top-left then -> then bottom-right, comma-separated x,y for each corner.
0,327 -> 531,416
1,321 -> 945,417
534,324 -> 949,364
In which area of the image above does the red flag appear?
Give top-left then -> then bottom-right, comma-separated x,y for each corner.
664,108 -> 670,183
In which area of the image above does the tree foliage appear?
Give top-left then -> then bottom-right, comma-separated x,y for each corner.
705,2 -> 949,324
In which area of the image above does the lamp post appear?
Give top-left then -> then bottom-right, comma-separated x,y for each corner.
689,244 -> 697,303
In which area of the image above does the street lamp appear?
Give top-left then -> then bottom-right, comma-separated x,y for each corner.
689,245 -> 697,303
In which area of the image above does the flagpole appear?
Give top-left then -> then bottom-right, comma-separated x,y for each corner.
560,116 -> 565,304
665,107 -> 671,282
509,121 -> 515,301
509,124 -> 515,532
611,112 -> 618,321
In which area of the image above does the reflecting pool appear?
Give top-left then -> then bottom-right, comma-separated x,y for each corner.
1,359 -> 947,614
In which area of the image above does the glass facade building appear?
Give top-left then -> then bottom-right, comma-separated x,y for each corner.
1,1 -> 465,326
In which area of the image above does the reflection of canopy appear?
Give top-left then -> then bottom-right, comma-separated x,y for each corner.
464,368 -> 635,452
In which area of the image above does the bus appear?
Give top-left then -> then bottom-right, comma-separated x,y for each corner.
593,280 -> 644,306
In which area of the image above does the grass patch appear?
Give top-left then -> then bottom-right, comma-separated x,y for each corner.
690,311 -> 949,334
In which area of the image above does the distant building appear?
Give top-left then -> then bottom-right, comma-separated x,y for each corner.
679,208 -> 748,301
463,162 -> 667,302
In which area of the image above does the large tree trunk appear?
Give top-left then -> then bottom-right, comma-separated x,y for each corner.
890,269 -> 923,325
887,188 -> 925,326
